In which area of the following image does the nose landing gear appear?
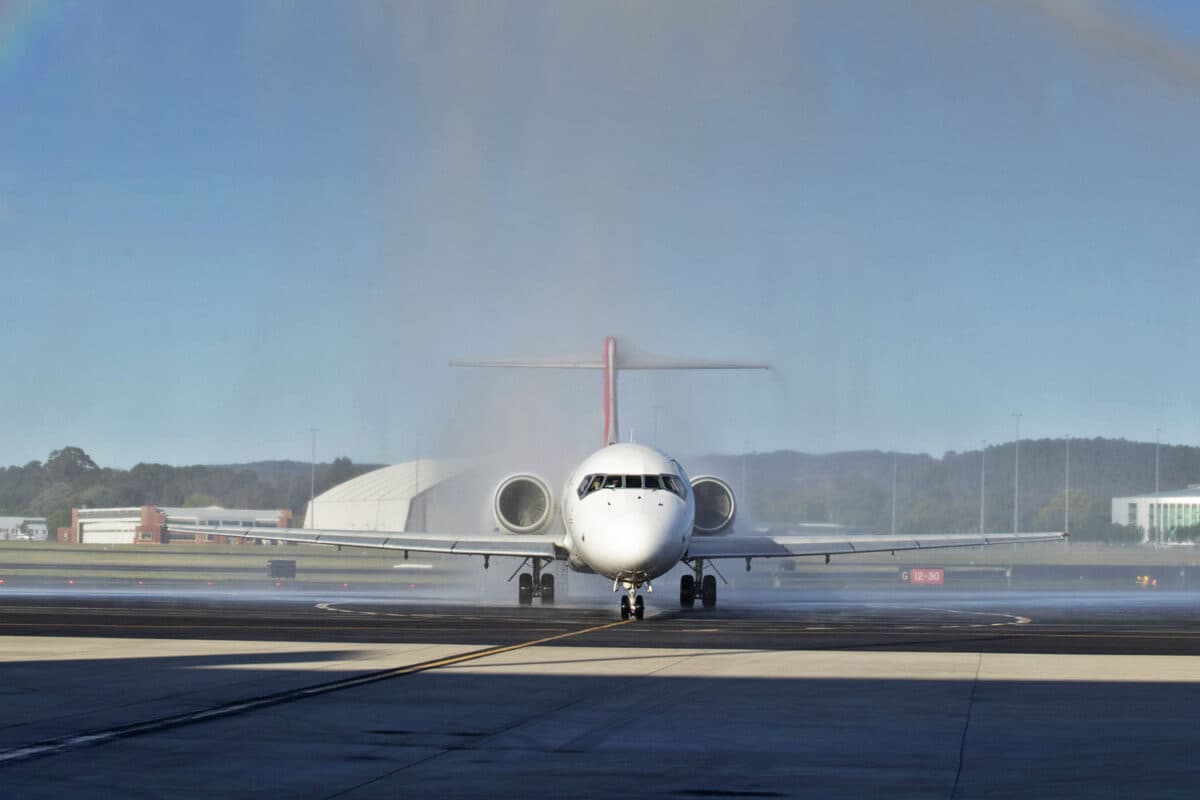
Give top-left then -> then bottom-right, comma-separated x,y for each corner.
616,578 -> 647,620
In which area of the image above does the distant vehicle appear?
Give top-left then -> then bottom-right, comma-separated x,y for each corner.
169,338 -> 1065,620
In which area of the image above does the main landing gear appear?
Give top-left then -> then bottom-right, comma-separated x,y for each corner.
514,557 -> 554,606
680,560 -> 718,609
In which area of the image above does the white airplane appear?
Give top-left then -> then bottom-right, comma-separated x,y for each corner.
169,337 -> 1066,619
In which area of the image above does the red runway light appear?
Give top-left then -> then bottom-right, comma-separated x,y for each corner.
207,581 -> 214,586
342,583 -> 349,589
0,578 -> 5,585
137,580 -> 144,586
68,579 -> 75,586
274,580 -> 281,588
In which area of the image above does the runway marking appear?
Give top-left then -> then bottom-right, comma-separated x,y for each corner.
0,617 -> 632,767
867,604 -> 1032,628
911,607 -> 1032,627
314,602 -> 608,626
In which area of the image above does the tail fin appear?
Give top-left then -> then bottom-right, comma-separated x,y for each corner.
451,336 -> 768,446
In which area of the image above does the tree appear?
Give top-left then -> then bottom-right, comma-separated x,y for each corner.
45,447 -> 99,483
31,482 -> 75,536
319,457 -> 360,494
1038,488 -> 1098,533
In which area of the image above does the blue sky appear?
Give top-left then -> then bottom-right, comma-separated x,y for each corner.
2,1 -> 1199,468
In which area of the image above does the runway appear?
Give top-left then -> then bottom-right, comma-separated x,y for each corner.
1,589 -> 1198,797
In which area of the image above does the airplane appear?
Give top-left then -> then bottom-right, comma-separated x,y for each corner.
168,337 -> 1066,620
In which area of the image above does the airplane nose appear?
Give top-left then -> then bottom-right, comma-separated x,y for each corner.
612,514 -> 677,570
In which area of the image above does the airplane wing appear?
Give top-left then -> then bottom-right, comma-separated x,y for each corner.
165,525 -> 565,560
685,531 -> 1066,561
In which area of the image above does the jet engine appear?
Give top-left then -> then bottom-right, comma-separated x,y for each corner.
691,476 -> 736,535
493,474 -> 555,534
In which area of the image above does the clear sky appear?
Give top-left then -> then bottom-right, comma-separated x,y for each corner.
2,1 -> 1199,468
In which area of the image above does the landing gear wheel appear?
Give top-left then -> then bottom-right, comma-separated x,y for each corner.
620,595 -> 631,620
680,574 -> 695,608
634,594 -> 645,620
539,573 -> 555,605
701,574 -> 717,608
518,573 -> 533,606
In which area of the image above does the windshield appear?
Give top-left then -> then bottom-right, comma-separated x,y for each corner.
578,474 -> 686,500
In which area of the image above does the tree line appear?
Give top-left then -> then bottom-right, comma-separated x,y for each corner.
0,447 -> 374,537
3,438 -> 1195,543
697,437 -> 1200,542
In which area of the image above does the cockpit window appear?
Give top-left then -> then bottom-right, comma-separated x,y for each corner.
576,473 -> 686,499
578,474 -> 600,501
662,474 -> 686,499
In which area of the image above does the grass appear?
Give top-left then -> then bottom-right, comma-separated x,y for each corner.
0,542 -> 468,583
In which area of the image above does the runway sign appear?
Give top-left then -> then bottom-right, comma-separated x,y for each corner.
909,568 -> 945,585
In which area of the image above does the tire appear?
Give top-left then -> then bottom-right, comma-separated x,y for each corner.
634,595 -> 645,620
540,573 -> 555,605
701,574 -> 717,608
518,573 -> 534,606
620,595 -> 631,620
680,574 -> 695,607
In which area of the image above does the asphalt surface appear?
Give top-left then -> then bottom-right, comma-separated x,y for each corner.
1,588 -> 1198,654
2,588 -> 1199,798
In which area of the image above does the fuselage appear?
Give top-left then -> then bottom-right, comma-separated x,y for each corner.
559,443 -> 694,584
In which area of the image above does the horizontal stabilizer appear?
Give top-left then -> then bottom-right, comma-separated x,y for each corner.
449,356 -> 769,371
452,337 -> 767,445
618,357 -> 769,370
449,358 -> 604,369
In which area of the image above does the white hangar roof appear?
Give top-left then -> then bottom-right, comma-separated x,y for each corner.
305,459 -> 470,531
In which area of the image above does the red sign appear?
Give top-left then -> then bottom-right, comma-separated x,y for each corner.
910,568 -> 945,585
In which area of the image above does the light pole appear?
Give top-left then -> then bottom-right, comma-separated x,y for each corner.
742,440 -> 749,509
1064,435 -> 1070,535
980,441 -> 986,534
1155,429 -> 1161,545
891,454 -> 897,536
1012,413 -> 1022,534
309,427 -> 319,529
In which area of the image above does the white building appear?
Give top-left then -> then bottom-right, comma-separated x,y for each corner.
1111,486 -> 1200,543
0,516 -> 49,541
305,459 -> 472,532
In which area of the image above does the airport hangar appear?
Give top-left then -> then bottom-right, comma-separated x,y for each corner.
1112,485 -> 1200,543
61,459 -> 472,545
0,516 -> 48,541
61,506 -> 293,545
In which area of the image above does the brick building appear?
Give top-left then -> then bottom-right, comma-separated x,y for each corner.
61,506 -> 291,545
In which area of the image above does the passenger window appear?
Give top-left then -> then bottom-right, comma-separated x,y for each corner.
603,475 -> 622,489
644,475 -> 662,490
626,475 -> 643,489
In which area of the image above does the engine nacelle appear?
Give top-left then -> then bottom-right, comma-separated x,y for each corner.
493,474 -> 555,534
691,475 -> 736,536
